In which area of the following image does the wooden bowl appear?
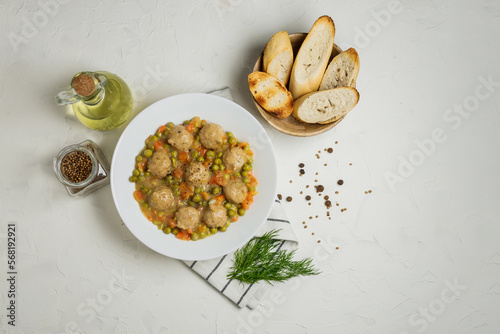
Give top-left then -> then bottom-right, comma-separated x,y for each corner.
252,33 -> 344,137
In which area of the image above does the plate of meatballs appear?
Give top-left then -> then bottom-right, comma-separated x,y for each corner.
111,93 -> 278,261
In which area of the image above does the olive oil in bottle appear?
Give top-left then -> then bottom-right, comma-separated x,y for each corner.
56,71 -> 133,131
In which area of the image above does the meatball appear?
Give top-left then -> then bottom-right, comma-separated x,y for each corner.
176,207 -> 200,230
222,147 -> 247,172
147,150 -> 172,178
148,186 -> 175,212
167,125 -> 193,152
199,123 -> 225,149
184,162 -> 210,187
203,203 -> 228,228
223,179 -> 248,204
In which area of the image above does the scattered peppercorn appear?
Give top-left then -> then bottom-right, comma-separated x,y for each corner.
300,169 -> 305,175
61,151 -> 93,183
325,200 -> 332,208
327,148 -> 333,153
315,185 -> 324,193
305,195 -> 311,201
299,163 -> 305,168
277,194 -> 282,200
324,195 -> 329,200
337,180 -> 344,185
286,196 -> 292,202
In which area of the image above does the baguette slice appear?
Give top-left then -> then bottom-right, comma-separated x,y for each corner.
263,31 -> 294,85
292,87 -> 359,124
289,16 -> 335,99
319,48 -> 360,90
248,71 -> 294,119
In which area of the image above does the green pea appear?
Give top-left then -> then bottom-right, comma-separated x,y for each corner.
173,178 -> 181,183
133,169 -> 140,176
199,231 -> 207,239
231,205 -> 237,211
192,151 -> 200,158
226,132 -> 233,138
163,130 -> 170,136
217,152 -> 223,158
174,190 -> 181,197
210,227 -> 218,234
242,164 -> 251,171
194,135 -> 200,142
183,120 -> 190,126
193,194 -> 202,202
219,226 -> 227,232
138,175 -> 145,182
243,145 -> 250,151
163,143 -> 170,149
228,137 -> 237,145
227,209 -> 236,217
158,211 -> 165,217
144,149 -> 152,158
243,177 -> 250,184
171,150 -> 178,158
219,164 -> 225,171
147,143 -> 154,150
241,171 -> 248,177
212,186 -> 221,195
171,183 -> 179,190
142,202 -> 149,209
171,157 -> 177,167
136,155 -> 143,162
238,208 -> 246,216
166,175 -> 173,182
129,176 -> 138,182
147,189 -> 153,196
172,227 -> 179,235
197,156 -> 204,162
194,187 -> 202,194
224,202 -> 232,210
163,226 -> 171,234
151,135 -> 159,142
214,158 -> 222,165
144,172 -> 150,177
224,173 -> 230,180
248,186 -> 256,192
212,164 -> 219,171
247,158 -> 254,164
188,201 -> 196,207
234,172 -> 241,178
202,201 -> 208,207
206,150 -> 215,159
167,122 -> 174,129
191,232 -> 199,241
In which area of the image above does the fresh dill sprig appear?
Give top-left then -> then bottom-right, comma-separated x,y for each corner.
227,229 -> 320,284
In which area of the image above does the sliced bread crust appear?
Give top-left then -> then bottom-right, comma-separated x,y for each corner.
248,71 -> 294,119
292,87 -> 359,124
289,16 -> 335,99
319,48 -> 360,90
263,31 -> 294,86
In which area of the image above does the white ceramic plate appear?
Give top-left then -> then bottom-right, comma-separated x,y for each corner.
110,93 -> 278,261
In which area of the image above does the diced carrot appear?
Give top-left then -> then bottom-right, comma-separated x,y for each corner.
238,142 -> 249,149
133,190 -> 146,202
215,194 -> 225,204
246,150 -> 254,156
250,190 -> 258,196
173,167 -> 183,179
200,148 -> 207,157
186,228 -> 194,234
168,219 -> 176,228
158,125 -> 166,133
137,162 -> 145,173
200,192 -> 211,200
249,175 -> 258,187
154,140 -> 163,150
179,182 -> 190,193
241,194 -> 254,210
231,216 -> 239,222
176,230 -> 190,240
178,151 -> 189,161
181,191 -> 190,199
185,123 -> 196,133
215,173 -> 227,186
199,225 -> 207,232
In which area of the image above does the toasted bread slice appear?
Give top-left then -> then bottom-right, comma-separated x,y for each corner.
263,31 -> 294,86
248,71 -> 294,119
292,87 -> 359,124
289,16 -> 335,99
319,48 -> 360,90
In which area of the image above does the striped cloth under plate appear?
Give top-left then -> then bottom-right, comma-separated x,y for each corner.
182,88 -> 299,309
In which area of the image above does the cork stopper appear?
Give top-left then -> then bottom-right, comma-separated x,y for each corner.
73,74 -> 95,96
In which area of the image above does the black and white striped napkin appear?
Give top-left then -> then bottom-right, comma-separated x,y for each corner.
182,88 -> 299,309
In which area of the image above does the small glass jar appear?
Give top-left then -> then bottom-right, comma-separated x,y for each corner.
53,140 -> 110,197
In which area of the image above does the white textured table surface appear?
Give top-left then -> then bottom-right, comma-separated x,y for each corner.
1,0 -> 500,333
